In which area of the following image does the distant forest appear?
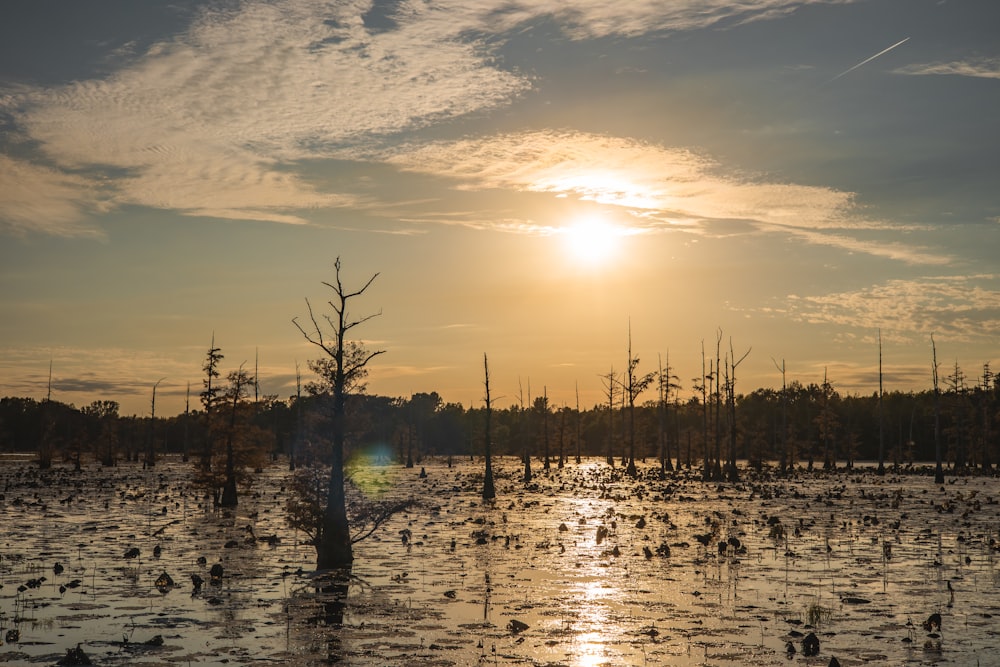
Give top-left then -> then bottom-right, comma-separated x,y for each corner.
1,360 -> 997,476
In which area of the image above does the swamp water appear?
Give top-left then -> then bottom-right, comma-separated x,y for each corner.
1,457 -> 999,666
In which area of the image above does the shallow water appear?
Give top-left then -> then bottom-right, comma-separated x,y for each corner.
2,457 -> 999,666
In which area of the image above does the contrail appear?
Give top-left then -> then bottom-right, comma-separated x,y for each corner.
830,37 -> 910,82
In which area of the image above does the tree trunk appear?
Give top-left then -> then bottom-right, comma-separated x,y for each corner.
318,395 -> 353,568
482,354 -> 496,500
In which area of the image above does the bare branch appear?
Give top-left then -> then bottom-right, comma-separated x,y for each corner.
350,498 -> 416,544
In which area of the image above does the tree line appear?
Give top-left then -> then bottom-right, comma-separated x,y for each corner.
2,357 -> 997,477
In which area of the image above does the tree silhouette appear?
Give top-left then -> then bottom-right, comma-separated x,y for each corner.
482,354 -> 496,500
293,257 -> 384,570
724,338 -> 751,482
200,335 -> 224,473
877,330 -> 886,475
623,324 -> 655,477
601,367 -> 618,467
220,365 -> 252,507
931,335 -> 944,484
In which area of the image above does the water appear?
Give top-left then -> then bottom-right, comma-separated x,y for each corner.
2,456 -> 999,665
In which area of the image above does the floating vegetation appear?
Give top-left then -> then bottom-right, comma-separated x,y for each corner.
1,456 -> 1000,665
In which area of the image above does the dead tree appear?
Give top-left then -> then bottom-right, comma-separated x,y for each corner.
540,388 -> 551,471
519,378 -> 533,483
575,383 -> 582,464
657,351 -> 681,476
877,330 -> 886,475
931,335 -> 944,484
696,340 -> 710,481
772,357 -> 788,474
482,354 -> 496,500
145,377 -> 166,469
624,324 -> 655,477
725,339 -> 751,481
293,257 -> 385,570
601,367 -> 618,467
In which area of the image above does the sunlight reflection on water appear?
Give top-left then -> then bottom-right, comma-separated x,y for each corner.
2,456 -> 1000,665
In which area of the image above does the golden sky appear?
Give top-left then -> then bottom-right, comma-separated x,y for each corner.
1,0 -> 998,415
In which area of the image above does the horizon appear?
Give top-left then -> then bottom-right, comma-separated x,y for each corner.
2,0 -> 998,417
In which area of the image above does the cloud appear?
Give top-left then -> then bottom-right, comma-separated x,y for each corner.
783,274 -> 1000,342
776,227 -> 952,265
895,58 -> 1000,79
1,0 -> 862,235
0,345 -> 191,400
0,155 -> 107,236
411,0 -> 861,40
795,360 -> 933,394
1,0 -> 530,230
376,130 -> 946,262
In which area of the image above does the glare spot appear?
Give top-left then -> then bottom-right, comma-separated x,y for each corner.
562,217 -> 624,266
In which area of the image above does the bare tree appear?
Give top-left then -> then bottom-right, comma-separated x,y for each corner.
575,382 -> 582,464
624,324 -> 655,477
519,378 -> 533,484
482,354 -> 496,500
182,382 -> 191,463
980,363 -> 994,472
145,377 -> 166,469
713,330 -> 723,480
877,329 -> 886,475
771,357 -> 788,475
931,335 -> 944,484
291,361 -> 302,471
696,340 -> 710,481
657,352 -> 681,476
725,339 -> 751,481
557,403 -> 567,469
293,257 -> 385,570
539,388 -> 551,471
601,367 -> 618,467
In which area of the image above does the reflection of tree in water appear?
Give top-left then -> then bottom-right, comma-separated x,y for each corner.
286,569 -> 356,663
286,570 -> 444,664
186,502 -> 291,649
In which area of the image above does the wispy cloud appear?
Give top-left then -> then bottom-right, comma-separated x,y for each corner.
377,130 -> 946,262
783,274 -> 1000,343
895,58 -> 1000,79
1,0 -> 530,229
0,155 -> 108,236
1,0 -> 863,234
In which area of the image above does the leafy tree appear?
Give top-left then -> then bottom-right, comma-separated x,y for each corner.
82,400 -> 120,466
406,392 -> 441,466
200,336 -> 224,472
220,365 -> 253,507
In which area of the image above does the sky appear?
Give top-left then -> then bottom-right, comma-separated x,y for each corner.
1,0 -> 998,417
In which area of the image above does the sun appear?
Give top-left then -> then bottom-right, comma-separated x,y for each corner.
562,217 -> 623,266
